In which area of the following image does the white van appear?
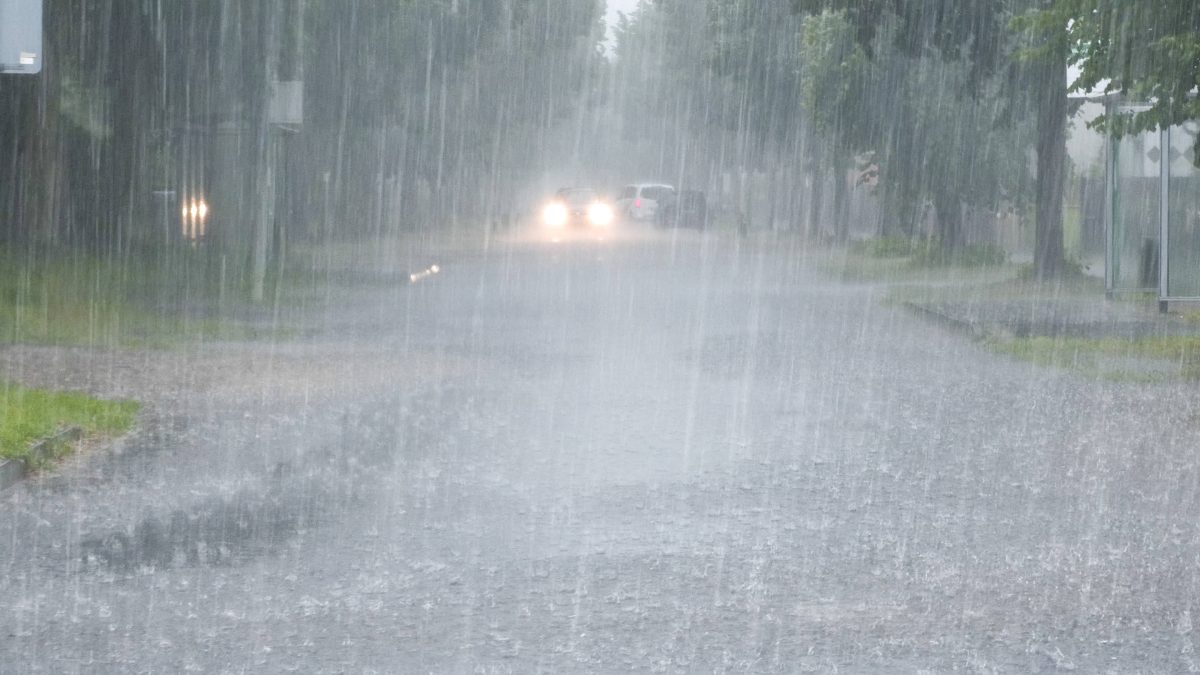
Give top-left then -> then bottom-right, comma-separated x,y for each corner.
616,183 -> 675,222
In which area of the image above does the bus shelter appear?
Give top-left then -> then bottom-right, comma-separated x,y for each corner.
1106,103 -> 1200,311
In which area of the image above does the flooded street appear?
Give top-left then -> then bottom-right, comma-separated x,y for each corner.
4,231 -> 1199,672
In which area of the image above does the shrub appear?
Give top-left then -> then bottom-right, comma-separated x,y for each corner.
851,236 -> 925,258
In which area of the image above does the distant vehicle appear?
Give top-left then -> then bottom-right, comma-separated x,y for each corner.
150,189 -> 211,243
655,189 -> 709,230
540,187 -> 615,229
616,183 -> 674,222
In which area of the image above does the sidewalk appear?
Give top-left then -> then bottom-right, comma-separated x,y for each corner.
906,294 -> 1196,341
899,276 -> 1200,379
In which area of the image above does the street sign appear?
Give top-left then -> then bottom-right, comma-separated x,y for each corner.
0,0 -> 41,75
268,80 -> 303,126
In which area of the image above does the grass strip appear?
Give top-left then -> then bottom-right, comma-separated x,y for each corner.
0,380 -> 139,465
987,334 -> 1200,381
0,249 -> 286,347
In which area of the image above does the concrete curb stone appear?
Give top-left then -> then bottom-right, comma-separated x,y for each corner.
903,301 -> 995,341
0,426 -> 83,492
904,299 -> 1198,342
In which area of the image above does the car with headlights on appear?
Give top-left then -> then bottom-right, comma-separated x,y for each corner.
541,187 -> 616,229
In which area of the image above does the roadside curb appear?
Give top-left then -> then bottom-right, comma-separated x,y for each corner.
0,426 -> 83,493
904,298 -> 1200,344
903,301 -> 995,342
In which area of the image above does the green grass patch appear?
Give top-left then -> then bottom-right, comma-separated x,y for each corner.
828,238 -> 1014,285
1014,258 -> 1096,283
987,334 -> 1200,381
850,236 -> 923,258
822,252 -> 918,281
911,242 -> 1008,268
850,237 -> 1008,268
826,251 -> 1018,286
0,380 -> 138,466
0,248 -> 286,347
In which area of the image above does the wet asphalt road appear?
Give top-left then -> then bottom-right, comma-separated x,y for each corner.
4,229 -> 1200,673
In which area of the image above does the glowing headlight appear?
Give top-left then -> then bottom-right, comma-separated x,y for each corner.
543,202 -> 568,227
181,196 -> 209,241
587,202 -> 614,226
181,198 -> 209,222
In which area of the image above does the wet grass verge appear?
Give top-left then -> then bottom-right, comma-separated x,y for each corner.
891,275 -> 1199,381
0,248 -> 291,347
986,334 -> 1200,382
0,380 -> 139,466
819,244 -> 1018,284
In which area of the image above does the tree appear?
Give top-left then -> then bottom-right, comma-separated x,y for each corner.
0,1 -> 609,246
1030,0 -> 1200,159
609,0 -> 809,228
611,0 -> 1036,247
301,0 -> 604,235
792,5 -> 1034,251
793,0 -> 1070,275
797,10 -> 875,241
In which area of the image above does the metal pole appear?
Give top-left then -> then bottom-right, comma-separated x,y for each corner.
1159,126 -> 1170,313
1104,121 -> 1114,298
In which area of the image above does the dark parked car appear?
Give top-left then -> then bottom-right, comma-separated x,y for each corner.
655,189 -> 709,230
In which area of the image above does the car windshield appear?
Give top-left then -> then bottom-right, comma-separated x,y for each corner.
556,188 -> 599,205
4,1 -> 1199,672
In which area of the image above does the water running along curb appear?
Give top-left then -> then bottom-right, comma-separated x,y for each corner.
0,426 -> 84,492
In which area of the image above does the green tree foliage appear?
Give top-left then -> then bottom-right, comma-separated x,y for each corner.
613,1 -> 1036,246
878,48 -> 1034,249
790,0 -> 1067,273
291,0 -> 606,235
0,0 -> 604,252
1025,0 -> 1200,156
797,10 -> 875,241
792,0 -> 1009,87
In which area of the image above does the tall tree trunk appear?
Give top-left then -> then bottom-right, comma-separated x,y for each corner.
1033,43 -> 1067,280
807,171 -> 825,239
766,164 -> 778,231
832,160 -> 849,243
933,189 -> 962,253
880,180 -> 913,238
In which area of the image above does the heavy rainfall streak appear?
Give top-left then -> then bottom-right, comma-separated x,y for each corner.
2,0 -> 1200,671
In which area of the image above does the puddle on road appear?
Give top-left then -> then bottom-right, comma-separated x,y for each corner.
78,408 -> 404,572
81,471 -> 321,569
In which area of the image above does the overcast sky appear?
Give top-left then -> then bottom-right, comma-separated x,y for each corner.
604,0 -> 641,53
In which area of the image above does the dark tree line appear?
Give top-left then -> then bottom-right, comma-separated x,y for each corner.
612,0 -> 1198,277
0,0 -> 603,283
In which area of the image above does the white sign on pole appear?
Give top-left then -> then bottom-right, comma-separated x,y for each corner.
0,0 -> 41,74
